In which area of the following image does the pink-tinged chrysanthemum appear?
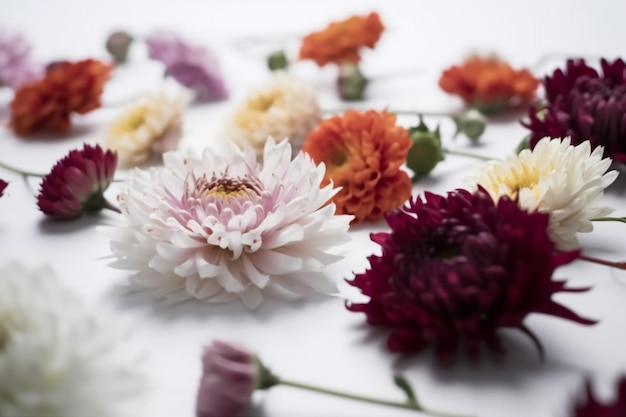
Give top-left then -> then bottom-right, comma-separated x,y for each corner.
524,58 -> 626,162
0,179 -> 7,198
347,188 -> 595,361
104,139 -> 353,309
37,144 -> 118,219
572,377 -> 626,417
0,28 -> 42,89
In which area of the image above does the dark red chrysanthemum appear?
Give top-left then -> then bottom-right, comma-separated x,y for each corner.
347,188 -> 595,361
573,377 -> 626,417
523,58 -> 626,162
37,144 -> 118,219
0,179 -> 7,198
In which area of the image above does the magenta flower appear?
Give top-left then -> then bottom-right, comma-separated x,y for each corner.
572,377 -> 626,416
145,31 -> 228,101
0,28 -> 43,89
347,188 -> 596,361
37,144 -> 118,219
196,341 -> 268,417
0,179 -> 7,197
523,58 -> 626,162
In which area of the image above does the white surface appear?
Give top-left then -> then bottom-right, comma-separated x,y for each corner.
1,1 -> 626,416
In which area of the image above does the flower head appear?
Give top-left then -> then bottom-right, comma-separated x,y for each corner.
197,341 -> 267,417
572,377 -> 626,417
145,31 -> 228,101
523,58 -> 626,162
103,91 -> 187,167
0,261 -> 144,417
439,55 -> 540,114
104,139 -> 352,309
0,28 -> 42,89
299,12 -> 385,67
106,30 -> 134,64
464,137 -> 617,249
301,110 -> 413,223
347,188 -> 595,360
0,179 -> 7,198
225,73 -> 321,158
38,143 -> 118,219
10,59 -> 111,136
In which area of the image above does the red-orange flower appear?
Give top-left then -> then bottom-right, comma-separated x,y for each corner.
438,56 -> 539,114
301,110 -> 412,223
299,12 -> 384,67
10,59 -> 111,136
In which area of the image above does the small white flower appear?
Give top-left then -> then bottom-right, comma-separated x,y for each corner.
224,73 -> 321,158
464,137 -> 618,249
104,139 -> 352,309
0,262 -> 144,417
103,91 -> 187,167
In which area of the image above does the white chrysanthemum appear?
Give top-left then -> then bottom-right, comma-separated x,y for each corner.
103,91 -> 187,167
0,262 -> 144,417
224,72 -> 321,158
103,139 -> 352,309
464,137 -> 618,249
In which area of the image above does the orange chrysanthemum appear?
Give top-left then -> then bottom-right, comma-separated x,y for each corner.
438,56 -> 540,113
10,59 -> 111,136
299,12 -> 384,67
301,110 -> 412,223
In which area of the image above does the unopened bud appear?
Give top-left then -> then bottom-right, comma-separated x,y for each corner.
337,63 -> 368,101
453,109 -> 487,143
267,50 -> 289,71
407,117 -> 443,180
106,31 -> 133,64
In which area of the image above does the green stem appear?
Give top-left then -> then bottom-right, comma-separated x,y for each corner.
579,254 -> 626,270
0,160 -> 45,178
443,148 -> 496,162
103,199 -> 121,214
591,216 -> 626,224
277,378 -> 470,417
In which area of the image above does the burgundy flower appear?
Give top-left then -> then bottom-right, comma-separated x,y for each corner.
145,31 -> 228,101
37,144 -> 118,219
347,188 -> 595,361
0,179 -> 7,198
573,377 -> 626,417
523,58 -> 626,162
196,341 -> 263,417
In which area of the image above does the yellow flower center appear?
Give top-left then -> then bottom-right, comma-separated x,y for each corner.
195,175 -> 263,200
111,106 -> 148,135
250,92 -> 280,112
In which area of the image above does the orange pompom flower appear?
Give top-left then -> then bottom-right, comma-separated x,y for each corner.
438,55 -> 539,114
10,59 -> 111,136
299,12 -> 384,67
301,110 -> 412,223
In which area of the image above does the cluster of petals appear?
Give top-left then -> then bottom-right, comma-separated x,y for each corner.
524,58 -> 626,162
0,261 -> 144,417
104,139 -> 352,309
347,188 -> 594,360
38,143 -> 118,219
298,12 -> 384,67
0,179 -> 7,198
104,90 -> 187,167
438,55 -> 539,113
572,377 -> 626,416
145,31 -> 228,101
224,72 -> 321,158
0,28 -> 42,89
301,110 -> 412,223
9,59 -> 111,136
464,137 -> 617,249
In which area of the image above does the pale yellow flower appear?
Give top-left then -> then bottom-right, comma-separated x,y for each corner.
104,92 -> 187,167
224,73 -> 321,158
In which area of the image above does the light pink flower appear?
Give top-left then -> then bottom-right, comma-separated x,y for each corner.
0,28 -> 43,89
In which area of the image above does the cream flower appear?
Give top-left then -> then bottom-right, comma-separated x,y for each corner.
464,137 -> 618,249
103,139 -> 352,309
224,73 -> 321,158
0,262 -> 144,417
104,91 -> 187,167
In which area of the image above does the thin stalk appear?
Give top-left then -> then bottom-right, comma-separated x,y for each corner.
277,378 -> 470,417
579,254 -> 626,270
591,216 -> 626,224
0,160 -> 45,178
103,199 -> 121,214
443,148 -> 496,162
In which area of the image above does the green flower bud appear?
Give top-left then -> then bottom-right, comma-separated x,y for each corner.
407,117 -> 443,180
337,63 -> 368,101
105,31 -> 133,64
453,109 -> 487,143
267,50 -> 289,71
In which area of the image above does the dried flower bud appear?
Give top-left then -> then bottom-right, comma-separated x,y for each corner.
105,31 -> 133,64
406,117 -> 443,180
267,50 -> 289,71
337,63 -> 368,101
453,109 -> 487,143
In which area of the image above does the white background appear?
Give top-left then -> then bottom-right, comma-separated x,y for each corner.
1,1 -> 626,416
